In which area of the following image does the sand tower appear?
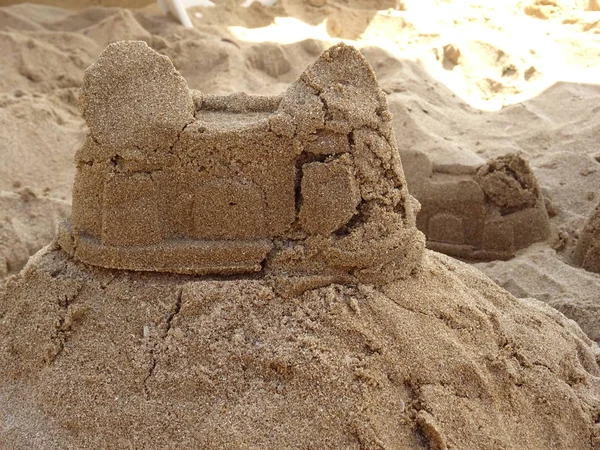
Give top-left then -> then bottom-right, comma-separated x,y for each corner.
58,41 -> 424,288
572,202 -> 600,273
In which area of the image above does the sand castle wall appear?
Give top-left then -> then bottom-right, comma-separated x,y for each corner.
58,40 -> 552,276
59,41 -> 425,287
3,30 -> 600,450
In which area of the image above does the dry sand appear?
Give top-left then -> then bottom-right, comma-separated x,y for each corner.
1,0 -> 600,448
0,0 -> 595,338
573,202 -> 600,273
0,0 -> 155,8
3,245 -> 600,448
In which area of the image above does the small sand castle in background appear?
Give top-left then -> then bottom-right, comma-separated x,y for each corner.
58,41 -> 425,286
402,150 -> 550,260
572,202 -> 600,274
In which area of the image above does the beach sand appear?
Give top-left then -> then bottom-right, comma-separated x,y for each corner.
1,0 -> 600,447
1,0 -> 597,339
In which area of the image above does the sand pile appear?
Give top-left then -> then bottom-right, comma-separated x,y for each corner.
0,189 -> 69,277
4,244 -> 600,448
476,244 -> 600,341
2,40 -> 600,449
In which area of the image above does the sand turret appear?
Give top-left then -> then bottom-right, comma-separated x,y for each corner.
59,41 -> 424,287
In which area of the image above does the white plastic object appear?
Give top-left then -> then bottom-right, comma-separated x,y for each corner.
157,0 -> 214,28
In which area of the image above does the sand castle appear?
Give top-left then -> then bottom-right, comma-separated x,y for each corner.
56,40 -> 551,278
572,202 -> 600,273
58,41 -> 424,287
3,40 -> 600,450
401,150 -> 550,260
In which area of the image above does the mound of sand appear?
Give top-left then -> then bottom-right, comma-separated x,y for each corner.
1,242 -> 600,448
1,39 -> 600,449
0,189 -> 70,277
476,244 -> 600,342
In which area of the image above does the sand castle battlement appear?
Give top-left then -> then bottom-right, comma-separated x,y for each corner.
58,41 -> 425,285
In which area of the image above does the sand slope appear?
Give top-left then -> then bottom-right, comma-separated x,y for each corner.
0,190 -> 69,276
1,246 -> 599,448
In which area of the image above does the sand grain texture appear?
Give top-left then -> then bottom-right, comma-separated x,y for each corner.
573,202 -> 600,274
0,190 -> 69,277
61,41 -> 425,287
1,246 -> 600,449
1,1 -> 600,447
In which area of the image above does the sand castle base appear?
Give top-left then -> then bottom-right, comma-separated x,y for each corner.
58,221 -> 271,275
